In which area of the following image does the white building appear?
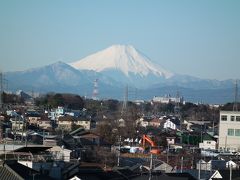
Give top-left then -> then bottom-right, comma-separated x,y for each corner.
218,111 -> 240,152
199,140 -> 216,150
136,118 -> 149,127
152,96 -> 183,104
226,160 -> 238,169
75,119 -> 91,130
163,119 -> 176,130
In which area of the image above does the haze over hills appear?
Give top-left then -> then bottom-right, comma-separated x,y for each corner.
4,45 -> 237,103
6,61 -> 123,98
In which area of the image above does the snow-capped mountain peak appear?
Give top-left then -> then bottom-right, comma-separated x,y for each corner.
70,45 -> 173,78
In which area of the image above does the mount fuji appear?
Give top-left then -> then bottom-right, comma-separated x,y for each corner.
70,45 -> 173,88
4,45 -> 237,103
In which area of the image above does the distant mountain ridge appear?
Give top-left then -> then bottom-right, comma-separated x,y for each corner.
4,45 -> 238,103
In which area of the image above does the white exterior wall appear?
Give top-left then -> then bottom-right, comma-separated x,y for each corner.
140,121 -> 149,127
166,137 -> 175,145
75,120 -> 91,130
152,97 -> 170,104
38,120 -> 52,129
199,140 -> 216,150
152,96 -> 182,104
11,121 -> 24,131
163,119 -> 176,130
218,111 -> 240,152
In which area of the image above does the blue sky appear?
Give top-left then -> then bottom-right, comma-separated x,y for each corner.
0,0 -> 240,80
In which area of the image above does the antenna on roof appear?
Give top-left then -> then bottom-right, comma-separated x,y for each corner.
233,80 -> 238,111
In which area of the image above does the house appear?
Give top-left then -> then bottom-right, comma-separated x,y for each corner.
0,160 -> 54,180
74,118 -> 91,130
153,161 -> 173,173
48,106 -> 65,121
183,120 -> 193,131
27,132 -> 43,144
10,117 -> 24,131
226,160 -> 238,169
56,106 -> 65,116
62,130 -> 112,161
196,160 -> 226,171
136,117 -> 149,127
38,118 -> 52,130
182,132 -> 214,146
163,119 -> 177,130
166,137 -> 176,145
43,135 -> 57,146
25,111 -> 41,125
58,115 -> 73,131
149,118 -> 161,127
117,118 -> 126,127
199,140 -> 216,150
209,169 -> 240,180
48,146 -> 72,162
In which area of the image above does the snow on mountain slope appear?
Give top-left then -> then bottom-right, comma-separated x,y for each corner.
70,45 -> 173,78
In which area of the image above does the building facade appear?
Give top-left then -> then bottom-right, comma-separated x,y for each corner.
218,111 -> 240,152
152,96 -> 183,104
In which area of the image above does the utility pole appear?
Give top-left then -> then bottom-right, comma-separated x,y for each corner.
181,156 -> 183,173
117,135 -> 121,167
167,142 -> 169,164
198,159 -> 201,180
25,118 -> 28,147
230,164 -> 232,180
149,153 -> 153,180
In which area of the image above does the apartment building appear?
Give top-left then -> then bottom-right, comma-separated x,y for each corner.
218,111 -> 240,152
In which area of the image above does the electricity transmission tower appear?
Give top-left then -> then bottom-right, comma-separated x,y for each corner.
233,80 -> 238,111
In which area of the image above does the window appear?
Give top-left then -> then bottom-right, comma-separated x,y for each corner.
235,129 -> 240,136
236,116 -> 240,122
221,115 -> 227,121
231,116 -> 235,121
228,129 -> 234,136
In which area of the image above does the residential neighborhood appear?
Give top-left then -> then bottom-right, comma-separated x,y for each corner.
0,91 -> 240,179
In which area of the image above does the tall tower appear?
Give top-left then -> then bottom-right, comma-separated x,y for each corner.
233,80 -> 238,111
0,72 -> 3,110
175,91 -> 180,115
121,85 -> 128,117
92,79 -> 99,100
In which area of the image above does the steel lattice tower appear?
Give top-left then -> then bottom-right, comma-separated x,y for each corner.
92,79 -> 99,100
121,85 -> 128,117
233,80 -> 238,111
0,72 -> 3,110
